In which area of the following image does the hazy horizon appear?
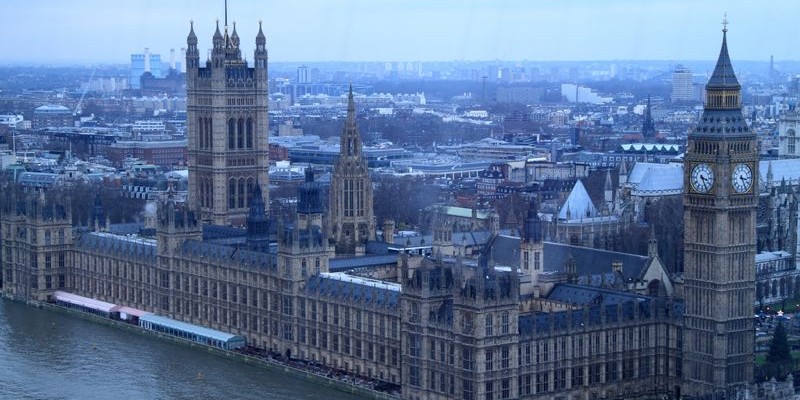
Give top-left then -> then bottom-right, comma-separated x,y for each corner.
2,1 -> 798,65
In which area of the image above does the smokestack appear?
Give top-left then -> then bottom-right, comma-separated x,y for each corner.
180,48 -> 187,73
170,48 -> 176,70
144,47 -> 151,73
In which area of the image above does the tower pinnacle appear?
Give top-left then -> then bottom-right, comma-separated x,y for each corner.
722,12 -> 728,33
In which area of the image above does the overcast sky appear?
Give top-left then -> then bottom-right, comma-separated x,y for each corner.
2,0 -> 797,64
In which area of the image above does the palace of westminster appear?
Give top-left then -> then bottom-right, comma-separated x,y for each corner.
0,16 -> 772,400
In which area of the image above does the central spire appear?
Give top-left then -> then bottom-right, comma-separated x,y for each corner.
706,15 -> 740,91
347,84 -> 356,124
341,85 -> 361,158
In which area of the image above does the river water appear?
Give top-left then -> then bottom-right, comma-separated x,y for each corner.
0,299 -> 367,400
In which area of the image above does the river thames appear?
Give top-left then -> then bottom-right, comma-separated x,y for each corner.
0,299 -> 367,400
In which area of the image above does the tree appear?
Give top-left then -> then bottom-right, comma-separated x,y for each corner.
765,320 -> 793,380
373,176 -> 440,231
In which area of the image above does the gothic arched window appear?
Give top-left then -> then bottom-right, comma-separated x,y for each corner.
238,178 -> 245,208
198,117 -> 205,148
228,179 -> 236,209
228,118 -> 236,149
237,118 -> 245,149
788,128 -> 796,155
246,117 -> 253,149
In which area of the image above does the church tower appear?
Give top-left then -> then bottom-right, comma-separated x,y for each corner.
186,16 -> 269,226
683,21 -> 757,397
328,87 -> 375,256
642,94 -> 656,139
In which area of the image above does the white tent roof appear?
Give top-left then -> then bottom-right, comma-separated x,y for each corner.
559,180 -> 598,220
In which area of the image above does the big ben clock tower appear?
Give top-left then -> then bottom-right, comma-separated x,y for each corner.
683,20 -> 757,398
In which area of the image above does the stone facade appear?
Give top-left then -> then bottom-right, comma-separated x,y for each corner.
0,25 -> 771,400
186,21 -> 269,225
778,109 -> 800,159
682,27 -> 757,396
328,88 -> 375,256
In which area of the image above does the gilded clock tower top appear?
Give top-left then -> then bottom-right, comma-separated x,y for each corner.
691,20 -> 749,138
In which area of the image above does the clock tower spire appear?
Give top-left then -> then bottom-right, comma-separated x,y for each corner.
683,20 -> 757,397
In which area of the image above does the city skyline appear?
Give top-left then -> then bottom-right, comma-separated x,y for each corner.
2,0 -> 798,65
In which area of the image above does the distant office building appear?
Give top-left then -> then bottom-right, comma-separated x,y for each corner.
671,64 -> 693,102
130,48 -> 163,90
106,140 -> 187,167
297,65 -> 309,83
277,121 -> 303,137
32,105 -> 72,129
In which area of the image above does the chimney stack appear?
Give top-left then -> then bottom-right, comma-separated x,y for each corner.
383,220 -> 395,244
170,48 -> 176,70
612,260 -> 623,274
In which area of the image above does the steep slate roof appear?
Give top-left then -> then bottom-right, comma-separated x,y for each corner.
486,234 -> 521,267
485,236 -> 649,283
627,162 -> 683,196
543,242 -> 649,281
706,28 -> 740,89
179,240 -> 273,270
203,224 -> 247,240
517,298 -> 683,335
108,223 -> 145,236
304,273 -> 400,310
75,232 -> 156,261
558,180 -> 598,220
329,254 -> 400,272
546,283 -> 649,306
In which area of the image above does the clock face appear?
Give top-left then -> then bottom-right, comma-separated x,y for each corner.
731,163 -> 753,193
691,163 -> 714,193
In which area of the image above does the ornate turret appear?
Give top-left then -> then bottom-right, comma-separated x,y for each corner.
647,223 -> 658,257
90,192 -> 108,232
156,195 -> 201,256
254,20 -> 267,69
342,85 -> 362,158
187,20 -> 198,46
224,21 -> 242,61
603,169 -> 614,214
230,22 -> 240,47
297,168 -> 323,215
522,198 -> 541,244
246,183 -> 270,252
186,21 -> 200,70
